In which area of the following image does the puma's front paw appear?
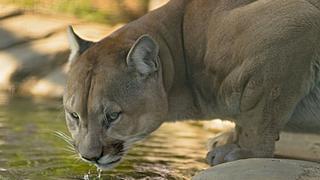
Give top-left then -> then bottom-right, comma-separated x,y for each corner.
206,143 -> 253,166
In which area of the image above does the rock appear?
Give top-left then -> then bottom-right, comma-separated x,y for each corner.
0,16 -> 117,97
149,0 -> 169,11
192,158 -> 320,180
0,31 -> 69,91
0,14 -> 71,49
275,132 -> 320,162
20,67 -> 66,98
27,23 -> 120,99
71,23 -> 119,41
0,5 -> 22,19
202,119 -> 235,133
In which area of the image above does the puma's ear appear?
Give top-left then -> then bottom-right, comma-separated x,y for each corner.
126,34 -> 159,77
67,26 -> 93,63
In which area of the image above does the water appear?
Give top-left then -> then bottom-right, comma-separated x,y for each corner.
0,93 -> 215,179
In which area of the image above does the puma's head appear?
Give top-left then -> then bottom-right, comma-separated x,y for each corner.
63,26 -> 168,169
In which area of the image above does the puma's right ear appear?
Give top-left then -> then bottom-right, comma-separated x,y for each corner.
126,35 -> 159,77
67,26 -> 93,63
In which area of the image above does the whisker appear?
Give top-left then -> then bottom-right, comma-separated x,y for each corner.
70,155 -> 83,163
66,146 -> 76,152
61,147 -> 76,153
123,144 -> 133,151
52,130 -> 74,147
71,154 -> 81,159
56,146 -> 74,153
53,130 -> 73,141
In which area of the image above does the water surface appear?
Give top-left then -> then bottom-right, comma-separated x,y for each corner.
0,94 -> 214,179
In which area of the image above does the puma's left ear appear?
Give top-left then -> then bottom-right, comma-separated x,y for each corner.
126,34 -> 159,76
67,26 -> 93,64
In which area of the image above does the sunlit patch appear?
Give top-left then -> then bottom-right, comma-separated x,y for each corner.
0,57 -> 18,92
0,139 -> 5,146
0,168 -> 7,172
29,72 -> 65,98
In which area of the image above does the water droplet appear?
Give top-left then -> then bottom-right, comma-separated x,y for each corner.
83,174 -> 90,180
97,168 -> 102,179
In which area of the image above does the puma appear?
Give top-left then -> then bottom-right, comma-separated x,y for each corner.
63,0 -> 320,170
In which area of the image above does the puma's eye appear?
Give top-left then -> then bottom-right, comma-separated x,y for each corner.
107,112 -> 121,122
70,112 -> 79,120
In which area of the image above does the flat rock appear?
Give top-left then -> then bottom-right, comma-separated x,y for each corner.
0,5 -> 22,19
71,23 -> 119,41
0,20 -> 116,97
0,14 -> 71,49
275,132 -> 320,162
149,0 -> 169,11
22,67 -> 67,98
0,4 -> 119,98
192,158 -> 320,180
0,31 -> 69,90
22,24 -> 119,98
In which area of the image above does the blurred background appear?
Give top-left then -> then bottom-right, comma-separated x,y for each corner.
0,0 -> 319,179
0,0 -> 169,98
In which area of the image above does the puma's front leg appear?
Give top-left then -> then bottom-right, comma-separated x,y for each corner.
207,85 -> 299,166
206,121 -> 280,166
205,48 -> 313,165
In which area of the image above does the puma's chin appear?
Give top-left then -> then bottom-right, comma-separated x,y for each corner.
95,156 -> 123,170
80,154 -> 124,170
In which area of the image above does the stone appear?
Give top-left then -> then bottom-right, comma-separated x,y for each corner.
192,158 -> 320,180
0,14 -> 71,49
149,0 -> 169,11
0,5 -> 22,19
0,31 -> 69,91
275,132 -> 320,162
71,23 -> 118,41
22,67 -> 67,98
0,19 -> 117,97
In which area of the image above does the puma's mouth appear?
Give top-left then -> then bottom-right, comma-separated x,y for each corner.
95,156 -> 122,170
77,138 -> 143,170
79,153 -> 123,170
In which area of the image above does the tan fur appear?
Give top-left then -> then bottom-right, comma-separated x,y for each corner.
64,0 -> 320,169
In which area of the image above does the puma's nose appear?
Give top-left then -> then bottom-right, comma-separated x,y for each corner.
78,132 -> 103,163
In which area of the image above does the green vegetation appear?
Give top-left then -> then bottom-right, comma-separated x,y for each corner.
0,0 -> 149,24
1,0 -> 38,8
53,0 -> 109,23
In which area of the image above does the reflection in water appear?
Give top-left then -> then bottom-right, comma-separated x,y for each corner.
0,94 -> 215,179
